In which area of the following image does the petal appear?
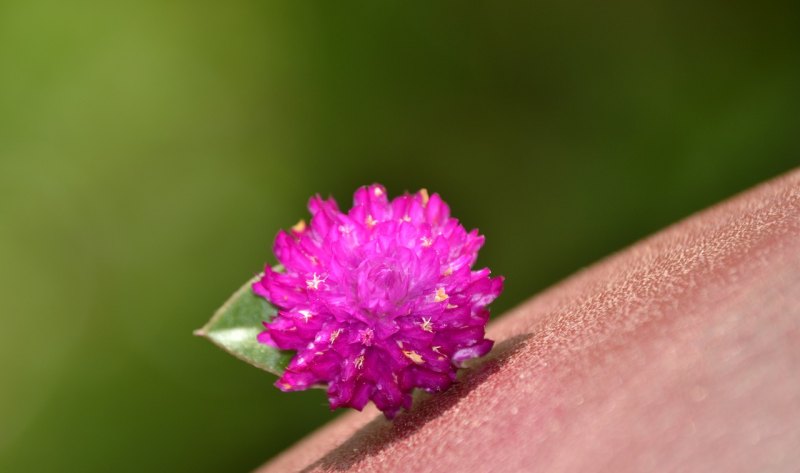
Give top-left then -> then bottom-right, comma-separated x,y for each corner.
400,367 -> 455,393
256,266 -> 307,310
308,195 -> 342,238
273,230 -> 318,274
256,329 -> 278,347
424,192 -> 450,227
349,381 -> 374,410
352,184 -> 391,222
275,369 -> 318,391
452,338 -> 494,367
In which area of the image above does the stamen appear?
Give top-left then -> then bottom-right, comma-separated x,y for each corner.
291,219 -> 306,233
358,328 -> 374,346
306,273 -> 326,290
420,317 -> 434,333
298,309 -> 313,322
403,350 -> 425,364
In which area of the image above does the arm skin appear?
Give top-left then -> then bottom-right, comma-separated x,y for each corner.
259,169 -> 800,473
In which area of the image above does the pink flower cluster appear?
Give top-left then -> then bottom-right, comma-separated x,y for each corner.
254,184 -> 503,418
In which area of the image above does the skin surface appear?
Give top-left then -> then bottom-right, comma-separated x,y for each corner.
258,169 -> 800,473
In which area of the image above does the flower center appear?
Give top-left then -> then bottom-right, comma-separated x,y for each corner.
353,253 -> 412,315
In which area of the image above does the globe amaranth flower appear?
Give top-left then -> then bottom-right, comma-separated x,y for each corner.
253,184 -> 503,418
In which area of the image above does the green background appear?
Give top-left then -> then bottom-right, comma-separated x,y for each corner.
1,1 -> 797,471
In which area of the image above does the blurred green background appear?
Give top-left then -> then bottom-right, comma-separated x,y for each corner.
1,1 -> 798,471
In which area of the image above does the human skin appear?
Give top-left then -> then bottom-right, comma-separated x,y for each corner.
258,169 -> 800,473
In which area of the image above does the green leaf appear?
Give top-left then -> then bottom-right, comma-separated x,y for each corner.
195,275 -> 293,376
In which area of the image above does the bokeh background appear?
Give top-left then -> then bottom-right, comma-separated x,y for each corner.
1,1 -> 798,472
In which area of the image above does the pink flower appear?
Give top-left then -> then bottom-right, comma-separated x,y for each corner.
254,184 -> 503,418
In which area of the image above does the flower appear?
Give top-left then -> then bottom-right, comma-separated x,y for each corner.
253,184 -> 504,418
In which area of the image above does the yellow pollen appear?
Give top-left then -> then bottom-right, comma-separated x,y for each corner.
446,303 -> 458,309
432,345 -> 443,355
354,354 -> 365,369
373,187 -> 383,196
365,214 -> 377,228
421,236 -> 433,247
403,350 -> 425,364
330,328 -> 342,344
419,188 -> 429,206
443,267 -> 453,276
434,287 -> 449,303
291,219 -> 306,233
420,317 -> 434,333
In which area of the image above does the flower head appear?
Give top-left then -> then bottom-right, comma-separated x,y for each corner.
254,184 -> 503,418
